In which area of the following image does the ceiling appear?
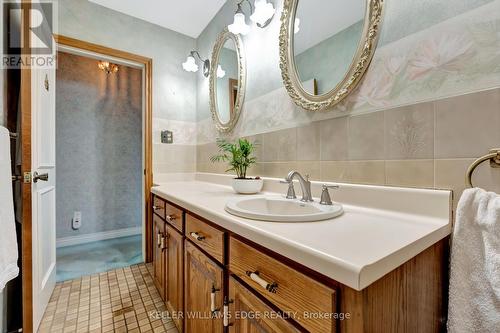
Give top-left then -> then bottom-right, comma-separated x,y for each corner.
88,0 -> 227,38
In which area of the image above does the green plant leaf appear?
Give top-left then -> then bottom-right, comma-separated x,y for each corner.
210,137 -> 258,179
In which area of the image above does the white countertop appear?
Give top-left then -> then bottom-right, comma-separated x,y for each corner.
152,173 -> 452,290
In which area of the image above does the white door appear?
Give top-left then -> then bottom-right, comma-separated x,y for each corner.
31,56 -> 56,330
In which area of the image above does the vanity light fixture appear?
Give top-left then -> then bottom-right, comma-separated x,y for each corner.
251,0 -> 275,27
228,0 -> 275,35
216,65 -> 226,78
98,61 -> 119,74
228,2 -> 251,35
182,51 -> 210,77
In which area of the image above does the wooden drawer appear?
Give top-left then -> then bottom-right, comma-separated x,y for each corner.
229,237 -> 337,333
228,277 -> 300,332
152,195 -> 165,219
165,202 -> 183,232
185,213 -> 225,264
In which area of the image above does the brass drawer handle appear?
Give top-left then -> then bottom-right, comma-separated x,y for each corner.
190,232 -> 205,241
246,271 -> 278,293
166,215 -> 176,222
153,205 -> 162,211
160,235 -> 167,250
210,284 -> 221,317
223,297 -> 234,327
156,233 -> 162,247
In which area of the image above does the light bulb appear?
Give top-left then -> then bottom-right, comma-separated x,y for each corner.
217,65 -> 226,78
182,56 -> 198,72
294,18 -> 300,34
250,0 -> 275,26
228,12 -> 250,35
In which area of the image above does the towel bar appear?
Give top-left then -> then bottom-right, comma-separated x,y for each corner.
466,148 -> 500,188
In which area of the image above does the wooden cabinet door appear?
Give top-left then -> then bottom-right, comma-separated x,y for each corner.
185,242 -> 224,333
166,225 -> 184,332
153,214 -> 166,300
228,277 -> 300,333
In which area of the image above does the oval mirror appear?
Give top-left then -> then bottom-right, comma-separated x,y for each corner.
280,0 -> 384,111
210,29 -> 246,133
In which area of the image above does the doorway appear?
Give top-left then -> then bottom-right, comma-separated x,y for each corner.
55,50 -> 144,281
20,35 -> 154,333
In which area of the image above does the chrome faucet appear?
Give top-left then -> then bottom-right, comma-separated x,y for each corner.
285,171 -> 313,202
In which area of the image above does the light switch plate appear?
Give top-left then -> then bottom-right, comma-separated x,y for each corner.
161,130 -> 173,144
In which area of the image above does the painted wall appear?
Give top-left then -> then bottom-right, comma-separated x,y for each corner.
295,21 -> 363,95
55,0 -> 197,175
196,0 -> 500,206
56,52 -> 142,238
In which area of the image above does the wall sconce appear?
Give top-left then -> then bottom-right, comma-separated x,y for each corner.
228,0 -> 275,35
98,61 -> 119,74
182,51 -> 210,77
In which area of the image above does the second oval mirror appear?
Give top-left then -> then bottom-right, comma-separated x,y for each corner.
280,0 -> 384,111
210,29 -> 246,133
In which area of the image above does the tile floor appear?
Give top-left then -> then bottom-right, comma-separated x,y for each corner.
39,264 -> 178,333
57,235 -> 143,282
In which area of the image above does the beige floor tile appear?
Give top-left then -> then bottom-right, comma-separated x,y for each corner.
39,264 -> 179,333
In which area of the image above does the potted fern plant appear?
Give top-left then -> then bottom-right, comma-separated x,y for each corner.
210,138 -> 263,194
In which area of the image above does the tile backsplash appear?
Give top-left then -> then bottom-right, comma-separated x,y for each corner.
197,88 -> 500,206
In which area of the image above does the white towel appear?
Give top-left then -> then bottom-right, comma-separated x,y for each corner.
0,126 -> 19,292
448,188 -> 500,332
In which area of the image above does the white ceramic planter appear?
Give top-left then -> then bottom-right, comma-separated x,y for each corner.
232,178 -> 264,194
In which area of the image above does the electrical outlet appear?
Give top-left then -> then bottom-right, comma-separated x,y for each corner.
161,130 -> 173,144
72,211 -> 82,230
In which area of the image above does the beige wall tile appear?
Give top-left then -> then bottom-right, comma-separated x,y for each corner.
435,158 -> 500,208
385,103 -> 434,159
435,89 -> 500,158
296,161 -> 321,180
348,112 -> 385,160
297,123 -> 320,161
348,161 -> 386,185
320,117 -> 348,161
320,161 -> 351,182
261,162 -> 298,178
262,128 -> 297,162
386,160 -> 434,188
435,159 -> 473,209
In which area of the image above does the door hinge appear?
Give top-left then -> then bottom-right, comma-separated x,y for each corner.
23,172 -> 32,184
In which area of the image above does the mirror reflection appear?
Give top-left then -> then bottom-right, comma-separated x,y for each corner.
293,0 -> 365,96
216,39 -> 239,125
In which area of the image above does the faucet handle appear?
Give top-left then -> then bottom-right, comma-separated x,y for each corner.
280,180 -> 297,199
320,184 -> 339,205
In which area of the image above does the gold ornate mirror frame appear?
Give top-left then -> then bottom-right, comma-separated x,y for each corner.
209,28 -> 247,133
279,0 -> 384,111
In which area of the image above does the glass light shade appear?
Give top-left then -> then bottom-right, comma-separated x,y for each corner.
294,18 -> 300,34
182,56 -> 198,72
216,65 -> 226,78
250,0 -> 275,26
228,12 -> 250,35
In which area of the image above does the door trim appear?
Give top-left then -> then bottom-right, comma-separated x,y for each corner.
21,1 -> 33,332
21,34 -> 154,333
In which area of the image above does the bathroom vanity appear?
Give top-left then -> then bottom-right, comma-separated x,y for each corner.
150,174 -> 451,333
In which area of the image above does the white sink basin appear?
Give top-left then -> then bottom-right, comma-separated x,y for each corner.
225,195 -> 343,222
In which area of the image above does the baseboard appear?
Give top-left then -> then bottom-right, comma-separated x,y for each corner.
56,227 -> 142,248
